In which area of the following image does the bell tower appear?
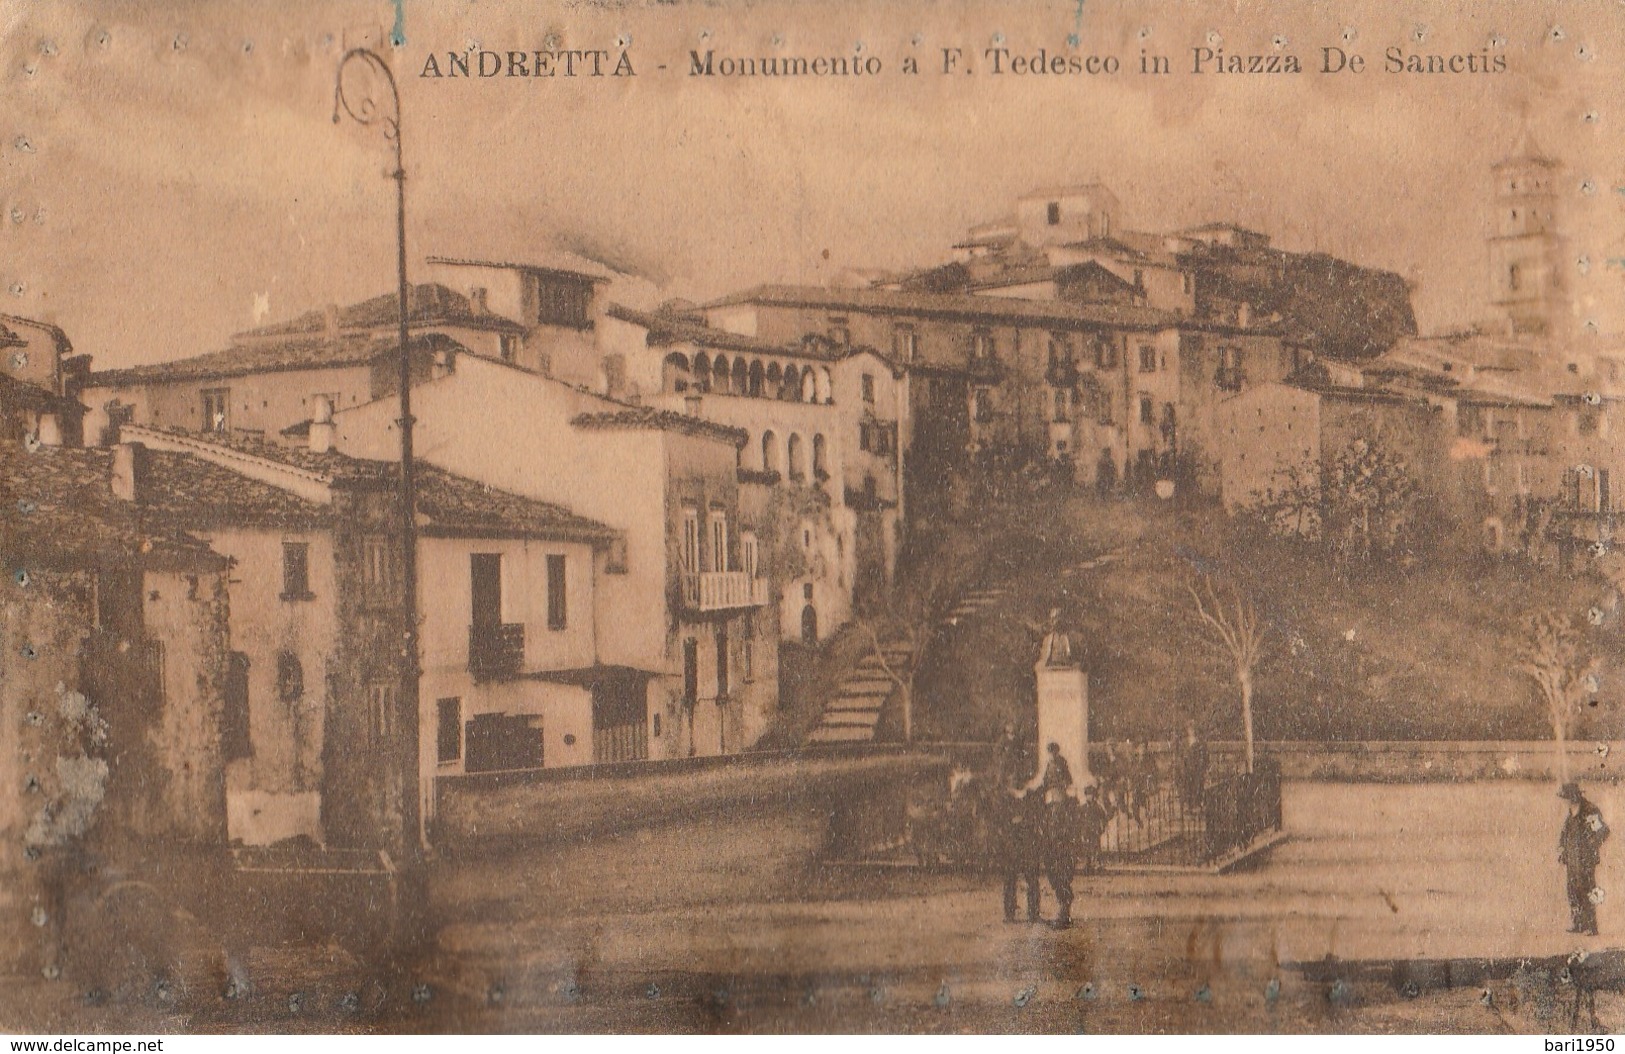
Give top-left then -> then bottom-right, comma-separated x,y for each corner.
1487,131 -> 1566,339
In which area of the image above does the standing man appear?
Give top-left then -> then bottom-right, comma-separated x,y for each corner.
1079,783 -> 1110,874
994,783 -> 1044,924
1036,741 -> 1074,797
1043,789 -> 1082,930
992,722 -> 1023,789
1176,721 -> 1209,807
1559,782 -> 1610,936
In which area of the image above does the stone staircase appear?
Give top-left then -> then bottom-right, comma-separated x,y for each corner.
805,643 -> 912,745
940,585 -> 1011,629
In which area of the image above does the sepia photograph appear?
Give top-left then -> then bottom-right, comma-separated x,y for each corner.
3,0 -> 1625,1036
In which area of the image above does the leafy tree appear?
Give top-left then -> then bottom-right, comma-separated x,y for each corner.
1514,610 -> 1599,784
1240,438 -> 1419,565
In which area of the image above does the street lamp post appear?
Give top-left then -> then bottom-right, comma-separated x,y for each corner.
333,48 -> 421,854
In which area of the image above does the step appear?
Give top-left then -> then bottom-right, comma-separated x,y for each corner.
825,699 -> 885,714
821,711 -> 882,728
808,726 -> 876,744
840,676 -> 895,692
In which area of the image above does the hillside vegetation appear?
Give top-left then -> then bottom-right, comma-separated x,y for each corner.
910,485 -> 1621,745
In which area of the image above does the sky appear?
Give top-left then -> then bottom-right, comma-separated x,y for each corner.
3,0 -> 1624,371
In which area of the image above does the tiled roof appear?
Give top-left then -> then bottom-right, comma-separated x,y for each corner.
128,427 -> 619,544
0,373 -> 82,414
426,252 -> 619,283
703,283 -> 1182,334
606,303 -> 789,355
0,446 -> 306,571
571,407 -> 749,447
237,283 -> 524,339
969,261 -> 1138,294
87,332 -> 467,387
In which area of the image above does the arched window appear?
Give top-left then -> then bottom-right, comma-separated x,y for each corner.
782,365 -> 801,402
761,430 -> 780,474
817,368 -> 833,404
712,355 -> 731,395
801,369 -> 818,403
812,434 -> 828,480
748,360 -> 765,397
766,361 -> 782,396
662,352 -> 691,393
801,605 -> 818,644
732,358 -> 748,395
693,353 -> 712,393
276,651 -> 304,703
787,433 -> 806,480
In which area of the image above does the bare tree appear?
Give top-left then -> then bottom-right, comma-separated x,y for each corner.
857,556 -> 966,742
1188,573 -> 1267,773
1514,611 -> 1599,784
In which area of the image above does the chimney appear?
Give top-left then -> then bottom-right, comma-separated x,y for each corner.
323,303 -> 340,337
309,395 -> 335,454
111,442 -> 148,502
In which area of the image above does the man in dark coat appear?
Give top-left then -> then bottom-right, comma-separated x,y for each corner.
1043,789 -> 1082,929
994,785 -> 1044,924
1559,782 -> 1610,936
1038,741 -> 1074,798
1078,783 -> 1110,874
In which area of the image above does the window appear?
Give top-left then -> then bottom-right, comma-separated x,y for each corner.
709,511 -> 728,572
1139,394 -> 1154,425
437,697 -> 462,763
971,330 -> 996,363
973,388 -> 994,423
716,629 -> 730,699
281,542 -> 312,600
859,422 -> 872,452
1095,338 -> 1119,370
1046,201 -> 1061,226
742,614 -> 756,683
891,326 -> 917,362
741,531 -> 759,579
223,652 -> 251,761
361,535 -> 396,604
470,553 -> 502,627
202,388 -> 230,432
275,651 -> 304,703
368,682 -> 397,743
499,334 -> 520,362
1601,469 -> 1613,513
875,422 -> 893,456
546,554 -> 567,631
1181,272 -> 1194,295
828,317 -> 851,345
1508,263 -> 1522,293
1138,345 -> 1157,373
861,373 -> 875,404
605,536 -> 629,575
1052,388 -> 1072,423
1578,406 -> 1602,437
681,508 -> 700,572
1458,404 -> 1484,437
1047,335 -> 1071,370
535,275 -> 593,328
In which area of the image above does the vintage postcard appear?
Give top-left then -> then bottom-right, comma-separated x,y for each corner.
3,0 -> 1625,1036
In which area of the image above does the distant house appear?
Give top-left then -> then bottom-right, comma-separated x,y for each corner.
608,302 -> 908,636
0,313 -> 86,445
329,354 -> 778,765
116,422 -> 624,849
1,440 -> 234,854
78,284 -> 523,443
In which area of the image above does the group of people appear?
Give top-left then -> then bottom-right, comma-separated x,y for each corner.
987,732 -> 1615,939
991,740 -> 1109,929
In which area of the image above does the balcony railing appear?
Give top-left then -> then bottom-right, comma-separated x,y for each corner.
681,571 -> 769,612
469,622 -> 525,681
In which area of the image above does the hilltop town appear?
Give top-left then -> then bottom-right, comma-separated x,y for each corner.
4,131 -> 1623,1028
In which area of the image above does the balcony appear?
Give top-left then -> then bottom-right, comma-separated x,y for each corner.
469,622 -> 525,682
681,571 -> 769,612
